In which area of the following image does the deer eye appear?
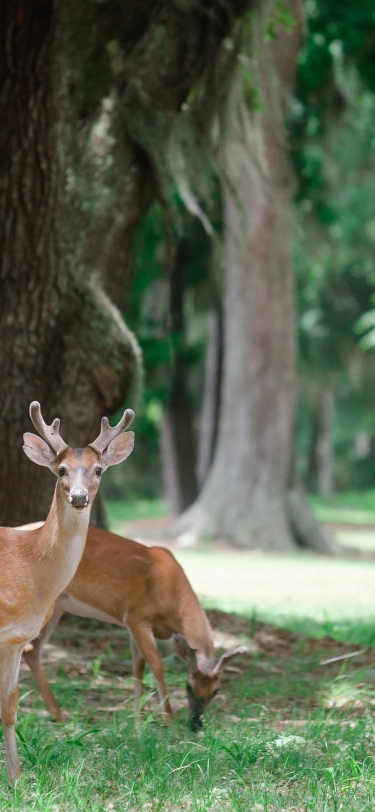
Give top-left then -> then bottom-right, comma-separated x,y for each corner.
95,467 -> 102,477
58,467 -> 67,477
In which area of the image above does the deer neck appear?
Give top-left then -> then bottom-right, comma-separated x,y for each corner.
34,485 -> 91,598
180,596 -> 215,665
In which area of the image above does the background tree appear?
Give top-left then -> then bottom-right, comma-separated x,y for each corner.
292,0 -> 375,496
172,0 -> 336,551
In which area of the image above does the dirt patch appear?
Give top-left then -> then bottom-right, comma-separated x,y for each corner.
206,608 -> 367,659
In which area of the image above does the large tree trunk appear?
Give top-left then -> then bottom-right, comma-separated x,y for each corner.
0,1 -> 67,525
0,1 -> 140,526
173,0 -> 335,552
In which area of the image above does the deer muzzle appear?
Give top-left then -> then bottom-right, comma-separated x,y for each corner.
186,683 -> 205,731
69,489 -> 89,509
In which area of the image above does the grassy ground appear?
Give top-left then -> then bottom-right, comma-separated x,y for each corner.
2,496 -> 375,808
107,499 -> 375,644
106,500 -> 169,528
2,612 -> 375,810
175,551 -> 375,646
309,490 -> 375,525
106,492 -> 375,530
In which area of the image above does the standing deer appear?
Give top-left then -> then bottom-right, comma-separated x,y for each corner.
21,528 -> 247,729
0,402 -> 134,784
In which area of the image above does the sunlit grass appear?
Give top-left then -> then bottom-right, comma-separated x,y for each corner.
335,529 -> 375,550
105,499 -> 375,634
310,489 -> 375,525
174,550 -> 375,639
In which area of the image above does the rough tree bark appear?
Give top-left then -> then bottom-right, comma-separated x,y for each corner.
0,1 -> 140,526
173,0 -> 336,551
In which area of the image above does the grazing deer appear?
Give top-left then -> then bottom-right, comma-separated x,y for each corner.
21,529 -> 247,730
0,402 -> 134,784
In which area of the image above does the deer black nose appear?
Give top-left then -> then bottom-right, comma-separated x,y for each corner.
69,489 -> 89,508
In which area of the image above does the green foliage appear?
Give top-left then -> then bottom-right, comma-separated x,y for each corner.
292,0 -> 375,491
264,0 -> 297,42
62,0 -> 375,500
310,488 -> 375,522
102,198 -> 215,501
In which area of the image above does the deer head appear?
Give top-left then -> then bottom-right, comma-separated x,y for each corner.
23,402 -> 134,511
173,634 -> 247,731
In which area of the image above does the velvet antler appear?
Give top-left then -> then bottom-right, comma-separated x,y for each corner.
89,409 -> 134,454
29,401 -> 68,455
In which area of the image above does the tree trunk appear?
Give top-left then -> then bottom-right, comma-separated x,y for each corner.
172,0 -> 335,552
316,380 -> 335,498
0,0 -> 66,525
307,379 -> 335,498
162,240 -> 198,512
197,310 -> 223,487
0,1 -> 140,526
164,373 -> 198,512
160,410 -> 181,515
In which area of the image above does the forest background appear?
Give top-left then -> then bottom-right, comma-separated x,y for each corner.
2,0 -> 375,553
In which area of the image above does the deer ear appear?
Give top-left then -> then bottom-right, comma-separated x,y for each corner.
172,634 -> 198,672
23,433 -> 57,469
101,431 -> 134,469
212,645 -> 248,676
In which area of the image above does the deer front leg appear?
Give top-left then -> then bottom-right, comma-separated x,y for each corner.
0,647 -> 23,785
129,624 -> 173,724
23,603 -> 65,722
129,635 -> 146,720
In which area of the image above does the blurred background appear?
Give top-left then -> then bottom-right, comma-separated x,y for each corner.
97,0 -> 375,557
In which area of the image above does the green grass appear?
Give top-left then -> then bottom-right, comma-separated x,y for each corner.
174,550 -> 375,644
309,490 -> 375,525
105,492 -> 375,529
12,496 -> 373,807
106,498 -> 169,529
335,529 -> 375,550
3,614 -> 375,810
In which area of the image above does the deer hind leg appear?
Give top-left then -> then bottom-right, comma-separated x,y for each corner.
129,624 -> 173,724
0,647 -> 23,785
23,603 -> 65,722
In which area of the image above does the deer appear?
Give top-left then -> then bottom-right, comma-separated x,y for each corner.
20,528 -> 247,731
0,402 -> 134,784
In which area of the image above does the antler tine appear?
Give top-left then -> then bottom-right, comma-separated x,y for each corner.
89,408 -> 135,454
29,401 -> 68,455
